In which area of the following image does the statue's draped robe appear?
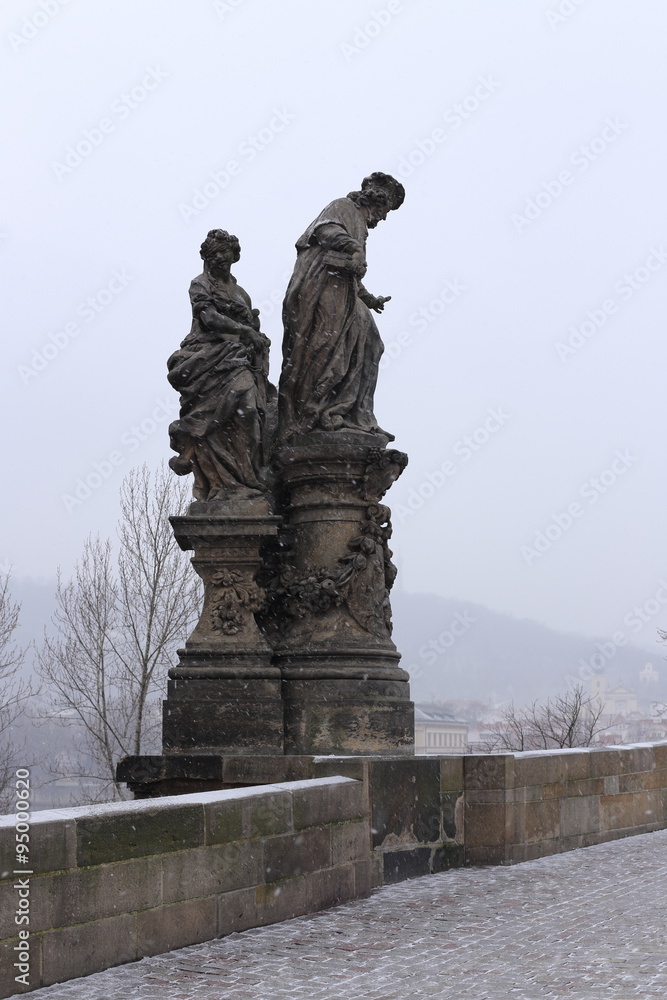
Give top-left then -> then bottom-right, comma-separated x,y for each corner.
279,197 -> 384,436
167,273 -> 267,500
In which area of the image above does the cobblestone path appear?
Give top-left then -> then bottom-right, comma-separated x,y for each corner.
24,829 -> 667,1000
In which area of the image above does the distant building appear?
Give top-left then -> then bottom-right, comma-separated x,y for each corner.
604,685 -> 638,716
589,673 -> 638,717
414,705 -> 468,754
640,662 -> 659,686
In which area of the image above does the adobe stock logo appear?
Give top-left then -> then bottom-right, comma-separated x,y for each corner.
17,270 -> 134,384
178,109 -> 295,223
512,118 -> 628,234
339,2 -> 403,62
8,0 -> 73,53
394,407 -> 509,524
61,397 -> 178,514
380,278 -> 466,372
395,76 -> 500,180
521,449 -> 638,566
554,247 -> 667,362
51,68 -> 168,180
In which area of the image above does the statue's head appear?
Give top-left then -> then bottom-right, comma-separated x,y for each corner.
200,229 -> 241,273
348,173 -> 405,227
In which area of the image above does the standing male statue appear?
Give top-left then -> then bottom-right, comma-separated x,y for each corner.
278,172 -> 405,439
167,229 -> 273,501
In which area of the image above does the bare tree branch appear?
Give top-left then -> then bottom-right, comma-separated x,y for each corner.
481,684 -> 607,753
36,464 -> 201,802
0,570 -> 34,809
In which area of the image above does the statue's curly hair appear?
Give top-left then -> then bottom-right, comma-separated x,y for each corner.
347,172 -> 405,211
199,229 -> 240,261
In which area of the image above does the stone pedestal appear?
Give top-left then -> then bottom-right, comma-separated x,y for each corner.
267,431 -> 414,755
162,498 -> 284,755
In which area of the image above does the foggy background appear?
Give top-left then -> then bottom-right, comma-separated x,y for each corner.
3,0 -> 667,706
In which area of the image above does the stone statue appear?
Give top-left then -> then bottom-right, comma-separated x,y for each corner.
278,172 -> 405,439
167,229 -> 273,501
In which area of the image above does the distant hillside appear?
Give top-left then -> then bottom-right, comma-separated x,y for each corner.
391,590 -> 666,706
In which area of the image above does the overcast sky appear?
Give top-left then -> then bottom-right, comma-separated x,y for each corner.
3,0 -> 667,653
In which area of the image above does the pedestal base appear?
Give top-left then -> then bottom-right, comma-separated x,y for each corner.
162,676 -> 284,755
282,677 -> 413,755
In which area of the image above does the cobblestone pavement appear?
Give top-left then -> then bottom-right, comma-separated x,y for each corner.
24,829 -> 667,1000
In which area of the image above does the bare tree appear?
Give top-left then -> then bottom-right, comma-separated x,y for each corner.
0,570 -> 33,810
652,630 -> 667,720
480,684 -> 607,753
37,465 -> 201,802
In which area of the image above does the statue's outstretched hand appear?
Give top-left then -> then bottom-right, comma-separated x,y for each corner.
371,295 -> 391,313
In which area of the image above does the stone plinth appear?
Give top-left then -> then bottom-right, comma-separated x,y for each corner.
267,431 -> 414,755
164,499 -> 284,756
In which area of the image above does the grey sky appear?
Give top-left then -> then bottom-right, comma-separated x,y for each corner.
3,0 -> 667,652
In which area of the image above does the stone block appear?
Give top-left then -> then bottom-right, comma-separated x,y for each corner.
369,758 -> 441,848
203,796 -> 243,844
523,799 -> 559,843
511,800 -> 526,844
643,766 -> 667,790
352,857 -> 372,897
77,804 -> 205,866
116,753 -> 224,785
282,777 -> 366,830
589,749 -> 625,778
241,790 -> 293,839
0,817 -> 76,881
514,754 -> 550,788
541,781 -> 566,799
465,844 -> 506,865
513,838 -> 562,863
642,789 -> 664,826
41,913 -> 137,986
137,897 -> 216,957
163,697 -> 284,754
313,757 -> 369,783
464,787 -> 507,804
432,842 -> 465,871
558,752 -> 592,783
543,752 -> 583,785
440,756 -> 464,792
0,875 -> 52,939
51,857 -> 162,927
253,875 -> 309,926
0,933 -> 41,999
464,754 -> 514,791
370,851 -> 383,888
619,771 -> 648,794
565,777 -> 602,798
464,802 -> 507,850
619,746 -> 654,774
559,795 -> 600,838
216,885 -> 259,936
263,827 -> 331,880
599,791 -> 654,831
303,863 -> 355,909
222,754 -> 313,785
651,743 -> 667,768
382,847 -> 432,883
604,775 -> 620,796
283,685 -> 414,756
331,820 -> 370,865
162,842 -> 263,904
